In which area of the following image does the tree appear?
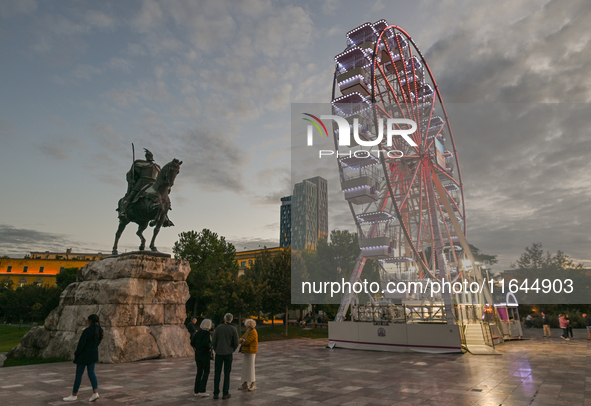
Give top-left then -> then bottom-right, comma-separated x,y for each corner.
56,267 -> 79,289
505,243 -> 589,309
0,277 -> 13,290
0,284 -> 60,324
552,250 -> 583,270
301,230 -> 380,310
468,244 -> 498,267
259,247 -> 293,336
232,270 -> 260,335
173,229 -> 239,319
290,250 -> 309,322
512,243 -> 583,271
206,268 -> 238,326
0,279 -> 15,321
513,243 -> 552,270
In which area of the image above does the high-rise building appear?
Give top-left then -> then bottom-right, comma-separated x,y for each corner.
280,196 -> 292,247
307,176 -> 328,243
291,176 -> 328,250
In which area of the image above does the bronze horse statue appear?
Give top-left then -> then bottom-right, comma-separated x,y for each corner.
112,158 -> 182,254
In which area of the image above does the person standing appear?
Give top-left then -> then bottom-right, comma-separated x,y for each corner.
187,317 -> 198,338
565,314 -> 573,338
238,319 -> 258,392
212,313 -> 239,400
559,314 -> 570,340
63,314 -> 103,402
542,312 -> 551,338
584,313 -> 591,340
191,319 -> 213,397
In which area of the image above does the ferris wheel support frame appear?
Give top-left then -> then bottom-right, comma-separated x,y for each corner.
335,255 -> 366,322
430,163 -> 493,307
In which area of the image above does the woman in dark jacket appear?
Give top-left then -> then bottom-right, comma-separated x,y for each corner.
191,318 -> 213,397
63,314 -> 103,402
566,314 -> 574,338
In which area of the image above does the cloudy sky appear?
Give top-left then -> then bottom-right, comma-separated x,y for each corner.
1,0 -> 590,271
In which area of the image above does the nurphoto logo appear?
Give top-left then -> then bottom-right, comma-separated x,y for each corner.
303,113 -> 417,159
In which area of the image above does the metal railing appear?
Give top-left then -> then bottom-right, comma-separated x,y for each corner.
480,322 -> 495,348
351,304 -> 447,324
454,304 -> 483,324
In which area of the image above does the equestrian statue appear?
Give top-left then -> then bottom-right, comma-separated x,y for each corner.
112,148 -> 182,255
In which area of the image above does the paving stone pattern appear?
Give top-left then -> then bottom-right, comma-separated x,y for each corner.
1,328 -> 591,405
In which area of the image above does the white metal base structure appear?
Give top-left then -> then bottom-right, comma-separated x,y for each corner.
329,322 -> 462,354
329,21 -> 505,354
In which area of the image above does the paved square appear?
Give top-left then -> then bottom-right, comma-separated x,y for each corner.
1,328 -> 590,405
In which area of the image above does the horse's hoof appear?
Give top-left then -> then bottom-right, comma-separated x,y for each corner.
112,250 -> 118,255
139,246 -> 145,251
151,247 -> 158,252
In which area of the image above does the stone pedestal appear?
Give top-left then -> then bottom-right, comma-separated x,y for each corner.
8,255 -> 194,363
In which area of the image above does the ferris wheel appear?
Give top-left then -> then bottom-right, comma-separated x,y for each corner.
331,21 -> 491,322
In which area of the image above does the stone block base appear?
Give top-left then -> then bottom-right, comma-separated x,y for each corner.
8,255 -> 193,363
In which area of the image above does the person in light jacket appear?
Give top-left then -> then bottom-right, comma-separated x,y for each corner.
63,314 -> 103,402
238,319 -> 258,391
559,314 -> 570,340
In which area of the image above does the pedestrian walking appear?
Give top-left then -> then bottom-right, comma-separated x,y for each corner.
238,319 -> 258,392
565,314 -> 573,338
63,314 -> 103,402
542,312 -> 551,338
187,317 -> 198,338
525,314 -> 533,328
559,314 -> 570,340
191,318 -> 213,397
212,313 -> 239,400
584,313 -> 591,340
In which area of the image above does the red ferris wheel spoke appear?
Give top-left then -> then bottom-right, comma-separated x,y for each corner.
416,164 -> 425,251
397,162 -> 422,209
433,188 -> 462,282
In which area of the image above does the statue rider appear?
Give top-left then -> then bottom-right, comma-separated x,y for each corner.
119,148 -> 161,220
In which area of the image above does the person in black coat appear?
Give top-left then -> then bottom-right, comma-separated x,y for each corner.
565,314 -> 574,338
63,314 -> 103,402
542,312 -> 551,338
584,313 -> 591,340
191,318 -> 213,397
187,317 -> 198,338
